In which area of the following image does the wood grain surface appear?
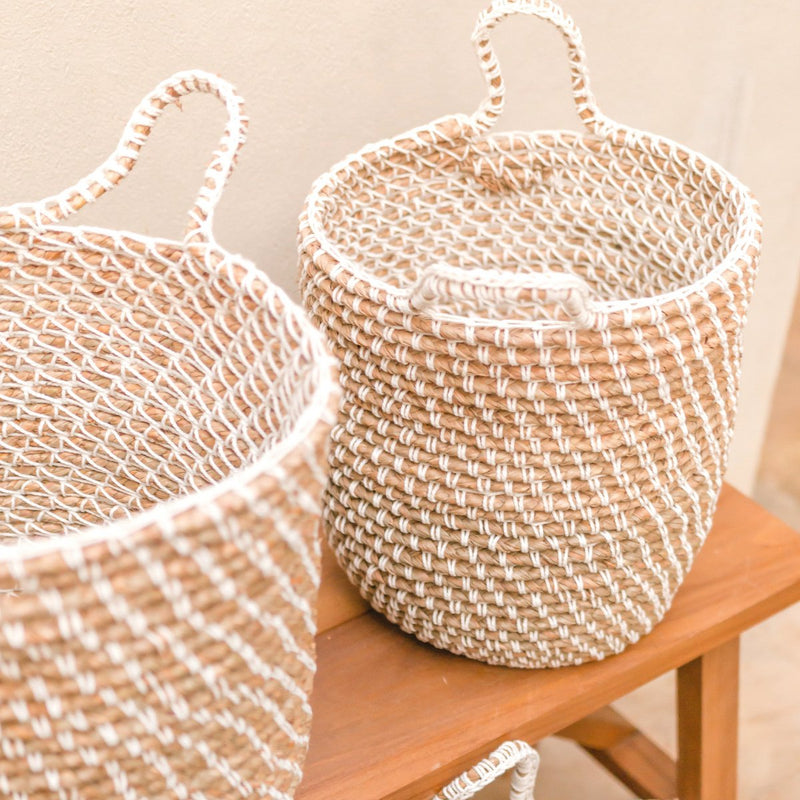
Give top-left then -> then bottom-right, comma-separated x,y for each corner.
677,638 -> 741,800
302,485 -> 800,800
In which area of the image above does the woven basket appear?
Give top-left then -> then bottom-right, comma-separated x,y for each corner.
432,740 -> 539,800
299,0 -> 762,669
430,742 -> 670,800
0,71 -> 338,798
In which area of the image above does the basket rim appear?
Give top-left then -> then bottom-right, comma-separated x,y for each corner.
302,114 -> 762,331
0,223 -> 339,565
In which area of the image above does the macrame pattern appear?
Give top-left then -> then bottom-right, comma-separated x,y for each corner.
299,0 -> 761,668
0,71 -> 338,798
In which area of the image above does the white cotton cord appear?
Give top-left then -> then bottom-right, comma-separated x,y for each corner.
1,70 -> 248,247
431,741 -> 539,800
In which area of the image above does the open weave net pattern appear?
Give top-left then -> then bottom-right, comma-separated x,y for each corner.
0,72 -> 338,798
299,0 -> 761,668
0,232 -> 326,541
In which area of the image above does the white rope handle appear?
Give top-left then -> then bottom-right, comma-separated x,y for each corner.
470,0 -> 617,136
408,264 -> 597,328
431,741 -> 539,800
0,70 -> 247,244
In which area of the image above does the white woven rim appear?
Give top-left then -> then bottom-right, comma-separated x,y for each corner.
0,71 -> 339,563
0,241 -> 337,565
304,0 -> 760,329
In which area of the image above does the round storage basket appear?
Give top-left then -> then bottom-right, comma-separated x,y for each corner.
0,72 -> 338,797
299,0 -> 762,668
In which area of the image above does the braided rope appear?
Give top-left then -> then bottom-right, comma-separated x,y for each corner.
299,0 -> 761,668
471,0 -> 613,136
0,70 -> 247,244
431,741 -> 539,800
0,72 -> 339,797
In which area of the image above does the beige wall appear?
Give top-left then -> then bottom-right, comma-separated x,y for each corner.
1,1 -> 798,492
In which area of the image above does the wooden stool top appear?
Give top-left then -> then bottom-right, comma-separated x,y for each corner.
299,485 -> 800,800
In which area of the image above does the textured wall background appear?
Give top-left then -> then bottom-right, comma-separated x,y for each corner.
0,0 -> 797,491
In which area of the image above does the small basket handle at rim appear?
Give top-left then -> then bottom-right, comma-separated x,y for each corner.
469,0 -> 618,137
0,70 -> 247,245
430,740 -> 539,800
408,264 -> 598,329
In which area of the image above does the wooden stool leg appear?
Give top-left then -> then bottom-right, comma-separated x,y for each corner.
677,636 -> 740,800
557,706 -> 676,798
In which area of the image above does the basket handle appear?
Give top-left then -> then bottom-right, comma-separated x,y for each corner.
408,264 -> 597,329
0,70 -> 247,245
430,740 -> 539,800
469,0 -> 617,136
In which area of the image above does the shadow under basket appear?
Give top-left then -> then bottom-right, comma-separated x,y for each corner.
0,71 -> 338,798
299,0 -> 762,668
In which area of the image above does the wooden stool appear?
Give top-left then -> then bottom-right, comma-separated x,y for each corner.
299,485 -> 800,800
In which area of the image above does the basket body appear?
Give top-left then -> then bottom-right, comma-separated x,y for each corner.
299,2 -> 761,668
0,73 -> 338,797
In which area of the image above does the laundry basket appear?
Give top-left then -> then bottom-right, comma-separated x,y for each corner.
299,0 -> 761,668
0,72 -> 338,798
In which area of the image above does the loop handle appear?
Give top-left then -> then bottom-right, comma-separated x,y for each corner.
470,0 -> 616,136
1,70 -> 247,245
431,740 -> 539,800
409,264 -> 597,329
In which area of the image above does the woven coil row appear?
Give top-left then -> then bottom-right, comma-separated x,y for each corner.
299,0 -> 762,667
432,740 -> 539,800
0,72 -> 338,798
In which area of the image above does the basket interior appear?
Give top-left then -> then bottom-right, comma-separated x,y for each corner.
0,231 -> 318,542
316,130 -> 747,303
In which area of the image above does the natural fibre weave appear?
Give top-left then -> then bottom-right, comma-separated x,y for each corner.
431,740 -> 539,800
0,72 -> 338,798
299,0 -> 762,668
